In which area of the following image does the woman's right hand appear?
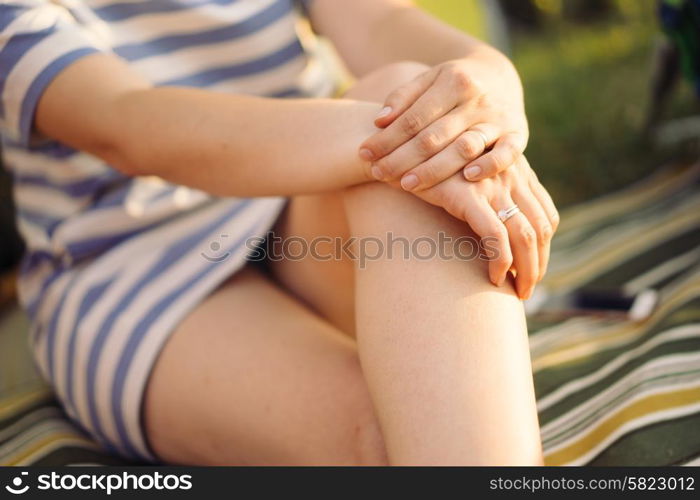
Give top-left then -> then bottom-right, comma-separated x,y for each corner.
412,156 -> 559,300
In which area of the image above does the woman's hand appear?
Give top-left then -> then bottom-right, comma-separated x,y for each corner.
358,58 -> 528,191
412,156 -> 558,300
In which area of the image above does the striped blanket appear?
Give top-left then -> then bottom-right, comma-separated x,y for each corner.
1,164 -> 699,466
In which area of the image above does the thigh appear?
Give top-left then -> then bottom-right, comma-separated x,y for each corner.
143,266 -> 386,465
268,192 -> 356,336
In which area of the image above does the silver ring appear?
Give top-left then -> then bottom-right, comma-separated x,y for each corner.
474,130 -> 489,146
497,204 -> 520,223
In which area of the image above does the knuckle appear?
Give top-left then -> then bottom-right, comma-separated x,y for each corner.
474,91 -> 492,109
455,135 -> 480,160
550,210 -> 561,230
452,71 -> 473,92
416,131 -> 441,155
502,162 -> 519,180
363,137 -> 385,157
415,162 -> 438,186
497,141 -> 520,165
492,149 -> 515,171
488,154 -> 507,173
537,221 -> 553,243
400,113 -> 423,136
518,226 -> 537,248
376,157 -> 398,179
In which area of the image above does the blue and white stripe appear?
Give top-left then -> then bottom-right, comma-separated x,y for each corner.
1,0 -> 328,461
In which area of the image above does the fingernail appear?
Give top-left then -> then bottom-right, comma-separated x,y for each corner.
400,174 -> 419,191
519,285 -> 533,301
465,166 -> 482,180
497,274 -> 506,287
359,148 -> 374,162
376,106 -> 392,119
370,166 -> 384,180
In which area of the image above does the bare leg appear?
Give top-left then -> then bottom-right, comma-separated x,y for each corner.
271,63 -> 543,464
343,182 -> 542,464
143,267 -> 387,465
273,184 -> 542,464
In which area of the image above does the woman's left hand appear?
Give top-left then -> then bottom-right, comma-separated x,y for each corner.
358,58 -> 529,191
412,155 -> 559,299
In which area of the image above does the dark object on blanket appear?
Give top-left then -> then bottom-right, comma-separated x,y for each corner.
0,159 -> 24,276
572,288 -> 658,320
528,287 -> 659,321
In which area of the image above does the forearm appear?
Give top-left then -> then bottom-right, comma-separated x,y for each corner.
112,89 -> 380,196
36,54 -> 379,198
369,7 -> 523,104
369,6 -> 498,66
311,1 -> 522,106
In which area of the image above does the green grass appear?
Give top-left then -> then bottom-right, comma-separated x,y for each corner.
515,18 -> 660,206
513,11 -> 699,206
421,0 -> 700,207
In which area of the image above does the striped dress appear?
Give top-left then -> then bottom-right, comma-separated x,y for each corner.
0,0 -> 334,462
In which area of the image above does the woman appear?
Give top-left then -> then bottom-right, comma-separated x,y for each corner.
1,0 -> 558,465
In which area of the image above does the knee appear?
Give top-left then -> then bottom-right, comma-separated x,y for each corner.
343,180 -> 446,235
345,61 -> 431,102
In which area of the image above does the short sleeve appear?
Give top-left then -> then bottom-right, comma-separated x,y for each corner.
0,1 -> 106,146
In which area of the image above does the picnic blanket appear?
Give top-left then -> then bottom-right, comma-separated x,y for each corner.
1,163 -> 699,466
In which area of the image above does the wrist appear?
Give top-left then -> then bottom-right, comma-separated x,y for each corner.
347,100 -> 383,183
456,50 -> 523,107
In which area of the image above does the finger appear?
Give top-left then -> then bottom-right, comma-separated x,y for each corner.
528,168 -> 560,232
374,68 -> 438,128
496,198 -> 538,300
511,186 -> 553,282
400,123 -> 500,191
463,132 -> 527,181
419,177 -> 512,286
360,78 -> 461,162
371,109 -> 465,182
457,195 -> 513,287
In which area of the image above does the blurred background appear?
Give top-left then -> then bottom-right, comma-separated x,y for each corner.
418,0 -> 700,207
